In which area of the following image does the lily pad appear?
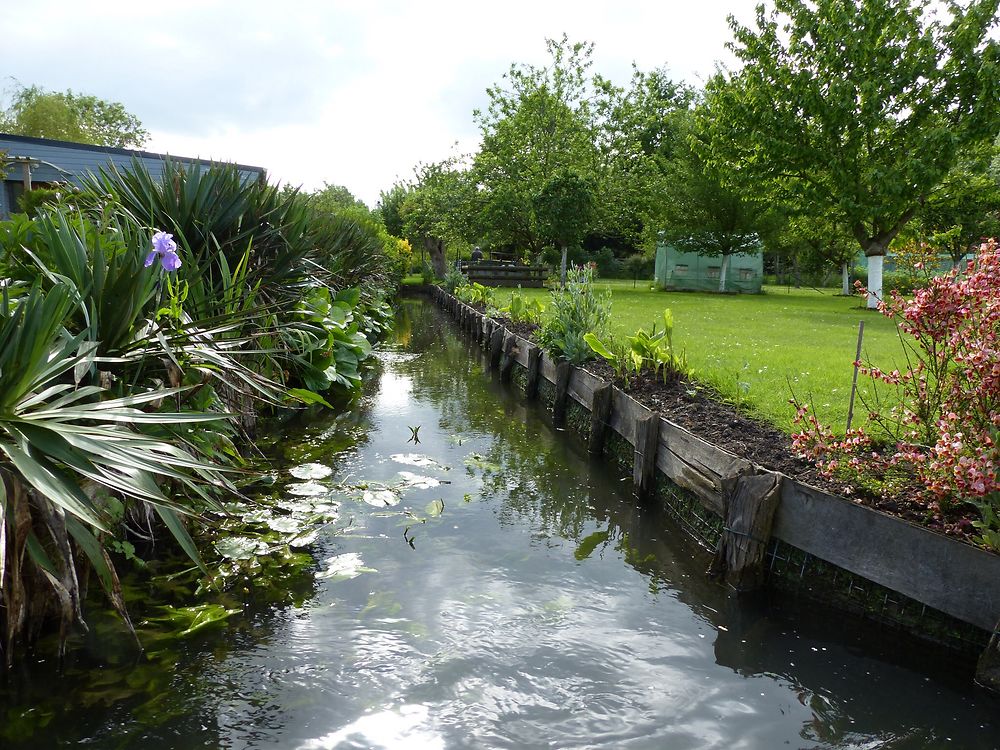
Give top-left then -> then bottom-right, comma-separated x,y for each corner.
425,499 -> 445,517
362,489 -> 400,507
390,453 -> 439,468
288,530 -> 319,548
215,536 -> 266,561
287,481 -> 329,497
398,472 -> 441,489
317,552 -> 376,581
266,516 -> 304,534
290,463 -> 333,480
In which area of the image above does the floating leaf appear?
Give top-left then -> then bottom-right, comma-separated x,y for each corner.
398,471 -> 440,489
214,536 -> 265,561
362,489 -> 399,507
390,453 -> 439,468
425,499 -> 445,517
241,509 -> 275,524
288,530 -> 319,548
290,463 -> 333,480
317,552 -> 375,581
266,516 -> 303,534
287,481 -> 329,497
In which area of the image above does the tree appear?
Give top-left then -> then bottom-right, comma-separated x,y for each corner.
307,183 -> 369,214
700,0 -> 1000,307
376,182 -> 410,238
400,161 -> 476,277
0,83 -> 148,148
772,212 -> 858,293
471,37 -> 689,259
659,111 -> 769,292
533,170 -> 595,283
918,141 -> 1000,267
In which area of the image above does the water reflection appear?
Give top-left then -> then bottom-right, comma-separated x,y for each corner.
1,298 -> 998,749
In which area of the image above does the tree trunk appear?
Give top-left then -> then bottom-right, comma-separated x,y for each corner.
427,237 -> 446,279
719,254 -> 730,292
560,245 -> 568,285
841,261 -> 850,296
866,252 -> 884,310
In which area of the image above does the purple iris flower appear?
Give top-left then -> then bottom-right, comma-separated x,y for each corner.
145,231 -> 182,271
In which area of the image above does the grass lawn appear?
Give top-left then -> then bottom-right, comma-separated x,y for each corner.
500,280 -> 906,435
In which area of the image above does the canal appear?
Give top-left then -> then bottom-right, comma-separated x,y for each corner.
3,298 -> 998,748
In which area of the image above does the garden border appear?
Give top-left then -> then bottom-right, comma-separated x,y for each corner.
428,286 -> 1000,686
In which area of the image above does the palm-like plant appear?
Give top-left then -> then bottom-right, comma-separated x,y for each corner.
0,282 -> 239,661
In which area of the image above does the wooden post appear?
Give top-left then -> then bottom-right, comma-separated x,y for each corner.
489,327 -> 505,369
552,361 -> 573,425
588,383 -> 613,456
525,345 -> 542,399
500,333 -> 518,383
708,472 -> 783,591
633,414 -> 660,498
976,623 -> 1000,695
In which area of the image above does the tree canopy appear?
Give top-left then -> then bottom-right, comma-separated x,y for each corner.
700,0 -> 999,303
0,83 -> 148,148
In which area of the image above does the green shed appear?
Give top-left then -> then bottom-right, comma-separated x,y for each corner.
654,237 -> 763,293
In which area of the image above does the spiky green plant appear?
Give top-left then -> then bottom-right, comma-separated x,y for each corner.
0,282 -> 238,661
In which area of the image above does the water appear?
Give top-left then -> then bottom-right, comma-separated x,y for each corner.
3,298 -> 999,748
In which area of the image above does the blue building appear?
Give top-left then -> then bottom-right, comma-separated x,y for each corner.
0,133 -> 266,218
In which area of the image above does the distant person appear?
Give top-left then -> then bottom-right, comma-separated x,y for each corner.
471,246 -> 484,263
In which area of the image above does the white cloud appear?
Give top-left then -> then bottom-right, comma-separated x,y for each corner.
4,0 -> 756,205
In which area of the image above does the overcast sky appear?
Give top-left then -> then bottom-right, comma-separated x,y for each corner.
4,1 -> 759,205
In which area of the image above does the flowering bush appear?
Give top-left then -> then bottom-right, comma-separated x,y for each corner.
792,239 -> 1000,548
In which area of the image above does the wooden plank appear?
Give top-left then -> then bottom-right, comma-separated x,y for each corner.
633,414 -> 661,498
552,362 -> 573,424
709,472 -> 783,591
607,388 -> 650,446
525,345 -> 542,399
567,365 -> 600,409
539,352 -> 558,385
512,335 -> 531,367
773,479 -> 1000,631
588,383 -> 613,457
654,420 -> 751,516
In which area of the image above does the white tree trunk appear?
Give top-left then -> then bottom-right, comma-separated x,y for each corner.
866,254 -> 883,309
719,254 -> 730,292
841,261 -> 850,296
560,245 -> 568,285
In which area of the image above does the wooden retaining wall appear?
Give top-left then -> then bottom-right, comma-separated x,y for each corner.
429,287 -> 1000,682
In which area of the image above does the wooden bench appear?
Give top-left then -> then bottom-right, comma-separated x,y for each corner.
459,261 -> 548,287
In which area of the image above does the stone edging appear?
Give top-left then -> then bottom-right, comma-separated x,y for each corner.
428,287 -> 1000,683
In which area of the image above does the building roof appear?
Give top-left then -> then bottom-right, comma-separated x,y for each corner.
0,132 -> 266,176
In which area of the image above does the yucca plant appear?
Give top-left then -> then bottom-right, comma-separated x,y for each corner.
0,282 -> 240,662
79,159 -> 314,311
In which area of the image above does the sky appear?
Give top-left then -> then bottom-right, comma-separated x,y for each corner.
2,1 -> 759,206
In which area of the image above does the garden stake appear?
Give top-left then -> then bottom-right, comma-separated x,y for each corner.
846,320 -> 864,433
